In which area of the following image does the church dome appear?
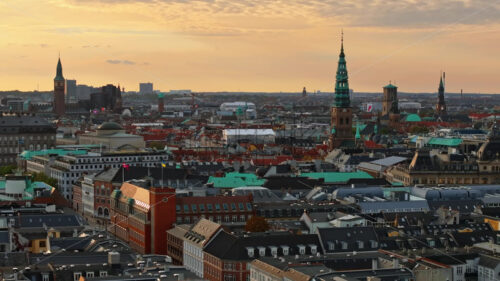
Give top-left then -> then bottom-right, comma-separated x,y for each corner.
97,122 -> 123,131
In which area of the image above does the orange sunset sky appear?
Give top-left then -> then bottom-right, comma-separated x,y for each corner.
0,0 -> 499,93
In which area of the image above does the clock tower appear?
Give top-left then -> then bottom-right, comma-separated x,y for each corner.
53,57 -> 65,116
329,32 -> 355,150
436,73 -> 447,116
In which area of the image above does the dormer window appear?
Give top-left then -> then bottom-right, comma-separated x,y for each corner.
257,246 -> 266,257
298,245 -> 306,255
246,247 -> 254,257
309,244 -> 317,255
357,241 -> 364,249
328,242 -> 335,251
341,241 -> 348,250
281,245 -> 289,255
269,246 -> 278,257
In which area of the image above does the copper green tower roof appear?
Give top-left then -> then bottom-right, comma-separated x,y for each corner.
54,57 -> 64,81
334,31 -> 350,108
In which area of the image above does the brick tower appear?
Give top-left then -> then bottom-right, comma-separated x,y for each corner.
53,57 -> 65,116
329,31 -> 354,150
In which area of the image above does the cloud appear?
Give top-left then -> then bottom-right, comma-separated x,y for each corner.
106,59 -> 136,65
65,0 -> 500,27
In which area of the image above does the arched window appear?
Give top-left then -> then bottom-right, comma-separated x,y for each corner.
97,207 -> 103,216
104,208 -> 109,217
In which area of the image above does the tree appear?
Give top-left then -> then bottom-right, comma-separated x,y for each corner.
32,172 -> 58,189
245,216 -> 270,233
0,165 -> 16,176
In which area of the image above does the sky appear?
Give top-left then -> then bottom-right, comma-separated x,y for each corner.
0,0 -> 499,93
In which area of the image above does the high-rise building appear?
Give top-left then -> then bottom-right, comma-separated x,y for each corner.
436,73 -> 447,115
139,82 -> 153,94
53,57 -> 65,116
329,32 -> 354,150
89,84 -> 123,113
66,79 -> 77,101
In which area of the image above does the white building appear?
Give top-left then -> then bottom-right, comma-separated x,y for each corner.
183,219 -> 222,277
26,150 -> 169,200
222,129 -> 275,145
219,102 -> 257,119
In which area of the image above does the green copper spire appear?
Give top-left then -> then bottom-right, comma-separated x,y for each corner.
355,122 -> 361,139
334,30 -> 350,108
54,57 -> 64,81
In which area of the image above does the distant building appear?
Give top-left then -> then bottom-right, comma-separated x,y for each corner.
139,82 -> 153,94
76,84 -> 99,101
436,73 -> 447,116
66,79 -> 77,101
78,122 -> 145,151
0,114 -> 56,165
90,84 -> 123,113
222,129 -> 275,144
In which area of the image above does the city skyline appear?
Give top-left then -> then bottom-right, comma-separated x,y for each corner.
1,0 -> 499,93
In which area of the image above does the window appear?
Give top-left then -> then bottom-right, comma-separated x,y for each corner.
184,205 -> 190,213
199,204 -> 205,212
246,203 -> 252,211
207,204 -> 213,211
223,203 -> 229,211
231,203 -> 236,211
215,204 -> 221,211
176,205 -> 181,212
39,240 -> 46,248
100,271 -> 108,277
73,272 -> 82,281
191,204 -> 197,212
42,274 -> 49,281
86,272 -> 95,278
238,203 -> 244,210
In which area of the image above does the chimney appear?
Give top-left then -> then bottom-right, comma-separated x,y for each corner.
108,251 -> 120,268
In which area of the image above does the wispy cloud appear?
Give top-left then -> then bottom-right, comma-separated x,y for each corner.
106,59 -> 136,65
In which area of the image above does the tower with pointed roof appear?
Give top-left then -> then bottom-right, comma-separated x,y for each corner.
53,57 -> 65,116
329,31 -> 354,150
436,73 -> 447,115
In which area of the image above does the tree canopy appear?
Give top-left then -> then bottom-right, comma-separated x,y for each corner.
245,216 -> 270,233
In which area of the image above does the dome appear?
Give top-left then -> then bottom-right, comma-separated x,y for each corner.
97,122 -> 123,130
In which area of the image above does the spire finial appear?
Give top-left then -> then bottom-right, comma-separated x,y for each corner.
341,29 -> 344,52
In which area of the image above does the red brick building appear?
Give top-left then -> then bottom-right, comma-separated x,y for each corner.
166,224 -> 190,265
203,231 -> 322,281
110,182 -> 176,254
175,195 -> 254,225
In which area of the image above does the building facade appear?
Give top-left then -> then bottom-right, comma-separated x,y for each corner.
26,150 -> 169,200
110,182 -> 176,254
175,195 -> 254,225
0,114 -> 56,165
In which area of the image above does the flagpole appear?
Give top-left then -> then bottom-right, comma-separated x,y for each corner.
122,164 -> 124,183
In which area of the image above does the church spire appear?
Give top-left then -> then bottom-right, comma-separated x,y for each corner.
436,72 -> 447,115
54,56 -> 64,81
334,30 -> 350,108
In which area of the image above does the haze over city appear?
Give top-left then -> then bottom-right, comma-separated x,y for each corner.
1,0 -> 499,93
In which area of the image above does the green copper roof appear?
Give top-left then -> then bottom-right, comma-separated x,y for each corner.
405,114 -> 422,122
428,137 -> 463,147
302,171 -> 373,184
54,58 -> 64,81
384,84 -> 397,89
331,127 -> 336,134
207,172 -> 265,188
355,122 -> 361,139
158,92 -> 165,98
20,149 -> 88,160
